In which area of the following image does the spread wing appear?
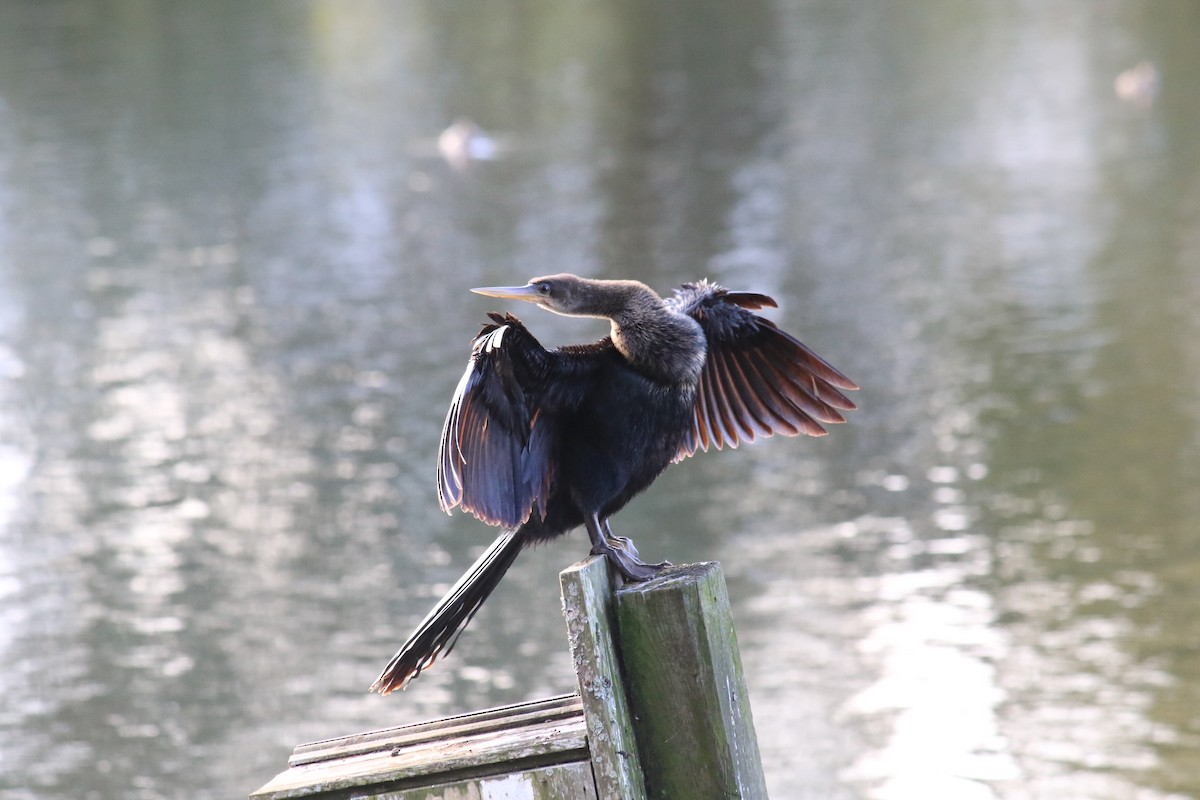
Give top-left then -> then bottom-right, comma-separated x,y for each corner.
668,280 -> 859,461
436,313 -> 566,528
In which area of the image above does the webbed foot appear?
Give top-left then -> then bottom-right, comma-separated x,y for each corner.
585,513 -> 671,582
609,535 -> 640,560
591,536 -> 671,582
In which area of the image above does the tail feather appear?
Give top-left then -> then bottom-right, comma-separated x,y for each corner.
371,530 -> 525,694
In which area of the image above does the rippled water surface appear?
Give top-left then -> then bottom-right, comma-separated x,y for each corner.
2,2 -> 1199,798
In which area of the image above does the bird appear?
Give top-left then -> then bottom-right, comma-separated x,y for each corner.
371,273 -> 857,694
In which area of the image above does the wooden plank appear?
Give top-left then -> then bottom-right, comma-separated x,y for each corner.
371,761 -> 598,800
250,698 -> 589,800
289,695 -> 582,767
615,562 -> 768,800
252,558 -> 771,800
559,556 -> 647,800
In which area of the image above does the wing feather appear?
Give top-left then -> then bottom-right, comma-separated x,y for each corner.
753,349 -> 845,427
436,315 -> 562,528
707,350 -> 739,444
690,377 -> 712,452
722,347 -> 802,436
703,352 -> 740,447
721,346 -> 789,439
670,279 -> 858,461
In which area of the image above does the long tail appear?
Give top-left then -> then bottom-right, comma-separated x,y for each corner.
371,530 -> 525,694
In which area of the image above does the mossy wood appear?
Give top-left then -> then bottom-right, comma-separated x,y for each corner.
560,556 -> 648,799
250,558 -> 766,799
616,562 -> 769,799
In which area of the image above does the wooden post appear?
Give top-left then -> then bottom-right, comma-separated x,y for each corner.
615,562 -> 769,800
249,558 -> 767,799
560,556 -> 647,800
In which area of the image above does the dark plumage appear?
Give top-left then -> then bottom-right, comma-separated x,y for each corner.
372,274 -> 857,693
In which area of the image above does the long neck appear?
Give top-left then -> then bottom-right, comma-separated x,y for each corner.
606,285 -> 706,385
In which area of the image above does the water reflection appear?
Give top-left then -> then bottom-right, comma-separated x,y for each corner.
1,2 -> 1199,799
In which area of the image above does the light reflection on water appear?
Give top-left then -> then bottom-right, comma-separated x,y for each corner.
1,2 -> 1199,799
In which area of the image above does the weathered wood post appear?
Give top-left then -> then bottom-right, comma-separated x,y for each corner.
614,561 -> 769,800
249,557 -> 767,799
560,556 -> 648,799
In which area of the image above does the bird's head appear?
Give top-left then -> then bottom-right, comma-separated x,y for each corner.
472,274 -> 659,321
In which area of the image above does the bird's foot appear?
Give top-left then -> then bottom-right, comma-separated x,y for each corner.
591,537 -> 671,582
610,536 -> 640,560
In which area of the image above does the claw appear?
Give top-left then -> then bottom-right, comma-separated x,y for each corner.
593,546 -> 669,581
589,539 -> 670,582
586,514 -> 671,582
609,536 -> 641,561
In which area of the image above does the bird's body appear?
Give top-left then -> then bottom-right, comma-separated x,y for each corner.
511,338 -> 695,545
372,274 -> 857,694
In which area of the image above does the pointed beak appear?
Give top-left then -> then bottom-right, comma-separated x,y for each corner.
471,284 -> 543,302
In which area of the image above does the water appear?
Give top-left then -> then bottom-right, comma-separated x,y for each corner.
1,2 -> 1199,798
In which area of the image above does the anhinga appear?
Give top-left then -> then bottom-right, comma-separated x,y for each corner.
372,274 -> 857,694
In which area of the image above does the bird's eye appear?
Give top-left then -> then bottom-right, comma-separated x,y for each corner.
537,283 -> 552,295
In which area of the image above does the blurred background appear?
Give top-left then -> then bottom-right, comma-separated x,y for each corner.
1,1 -> 1198,798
